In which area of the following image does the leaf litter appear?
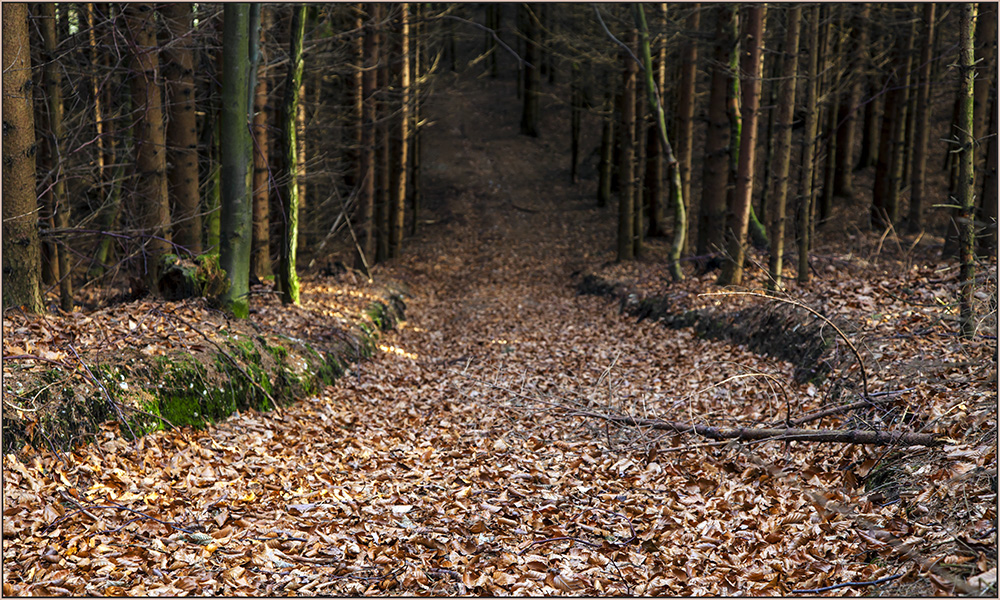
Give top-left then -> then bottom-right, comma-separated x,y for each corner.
3,69 -> 997,597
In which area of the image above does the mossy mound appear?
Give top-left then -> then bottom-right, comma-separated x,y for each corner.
2,293 -> 405,455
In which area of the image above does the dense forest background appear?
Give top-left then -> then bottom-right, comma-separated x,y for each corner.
2,3 -> 996,323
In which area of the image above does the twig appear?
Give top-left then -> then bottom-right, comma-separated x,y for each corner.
777,389 -> 914,427
159,308 -> 281,415
2,353 -> 75,369
792,572 -> 903,594
68,344 -> 137,441
518,536 -> 600,555
44,501 -> 197,534
701,291 -> 871,399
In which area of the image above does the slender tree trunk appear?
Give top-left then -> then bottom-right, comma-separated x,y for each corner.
798,5 -> 821,285
570,62 -> 582,183
980,87 -> 998,256
39,3 -> 73,311
162,3 -> 203,258
973,2 -> 997,191
757,12 -> 782,226
957,4 -> 977,338
519,4 -> 539,137
278,5 -> 307,304
698,4 -> 736,256
390,3 -> 410,259
635,4 -> 685,280
767,5 -> 800,291
356,3 -> 377,274
675,3 -> 698,247
872,13 -> 912,230
856,80 -> 881,170
817,9 -> 842,226
597,81 -> 614,207
2,3 -> 44,313
908,3 -> 936,233
718,4 -> 766,287
633,82 -> 647,258
251,6 -> 272,279
219,4 -> 253,316
617,29 -> 637,262
409,3 -> 422,236
376,8 -> 391,265
833,4 -> 869,198
126,3 -> 172,288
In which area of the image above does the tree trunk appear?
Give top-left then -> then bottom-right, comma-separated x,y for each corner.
675,3 -> 698,248
633,80 -> 646,258
766,5 -> 800,292
356,3 -> 377,274
162,3 -> 203,258
278,5 -> 307,304
390,3 -> 410,259
871,13 -> 912,230
39,3 -> 73,311
719,4 -> 766,287
957,4 -> 977,338
376,8 -> 391,265
519,4 -> 540,137
697,4 -> 736,256
617,29 -> 637,262
980,87 -> 998,256
635,4 -> 685,281
833,4 -> 870,198
570,62 -> 582,184
973,2 -> 997,191
856,80 -> 881,171
798,5 -> 821,285
2,3 -> 44,313
409,3 -> 422,236
250,6 -> 272,279
126,3 -> 172,288
908,3 -> 936,233
597,81 -> 614,207
817,9 -> 842,226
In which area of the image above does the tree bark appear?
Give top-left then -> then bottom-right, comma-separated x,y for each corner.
162,3 -> 203,258
356,3 -> 378,274
817,9 -> 842,226
719,4 -> 766,287
390,3 -> 410,259
250,6 -> 272,279
519,4 -> 540,137
767,5 -> 800,291
2,3 -> 44,313
674,3 -> 698,248
617,29 -> 637,262
871,12 -> 912,230
797,5 -> 820,285
697,4 -> 736,256
39,3 -> 73,311
908,3 -> 936,233
957,4 -> 977,338
980,88 -> 998,257
376,8 -> 390,265
597,80 -> 614,207
126,3 -> 172,288
833,4 -> 869,198
278,5 -> 307,304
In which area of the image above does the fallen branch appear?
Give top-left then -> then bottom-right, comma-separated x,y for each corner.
792,572 -> 903,594
572,412 -> 943,446
777,388 -> 915,427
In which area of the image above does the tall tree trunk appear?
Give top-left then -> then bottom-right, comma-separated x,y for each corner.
674,3 -> 698,248
833,4 -> 869,198
817,9 -> 842,225
697,4 -> 736,256
855,79 -> 881,170
356,3 -> 377,274
597,80 -> 614,207
767,5 -> 800,291
39,3 -> 73,311
409,2 -> 422,236
376,8 -> 390,265
617,29 -> 637,262
798,5 -> 821,285
519,4 -> 540,137
973,2 -> 997,191
251,6 -> 272,279
2,3 -> 44,313
718,4 -> 766,287
980,87 -> 998,256
957,4 -> 977,338
633,81 -> 647,258
570,62 -> 582,183
871,13 -> 912,230
219,4 -> 253,316
126,3 -> 172,288
278,5 -> 307,304
635,4 -> 685,280
390,3 -> 410,259
908,3 -> 936,233
162,3 -> 203,257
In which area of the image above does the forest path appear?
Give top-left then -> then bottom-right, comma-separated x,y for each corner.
3,71 -> 895,596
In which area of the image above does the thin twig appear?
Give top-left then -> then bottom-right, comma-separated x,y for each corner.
701,291 -> 871,399
68,344 -> 137,441
792,572 -> 903,594
518,536 -> 601,555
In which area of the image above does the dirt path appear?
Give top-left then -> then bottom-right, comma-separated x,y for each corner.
3,72 -> 928,596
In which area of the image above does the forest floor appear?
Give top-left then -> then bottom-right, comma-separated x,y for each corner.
3,64 -> 999,595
